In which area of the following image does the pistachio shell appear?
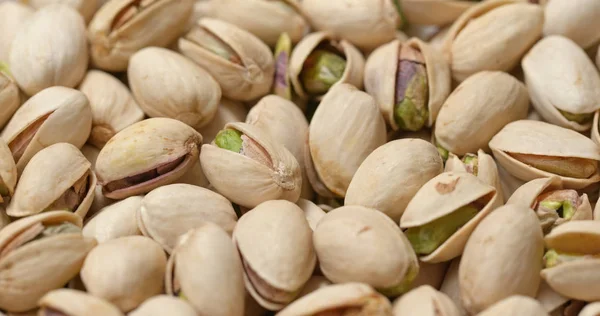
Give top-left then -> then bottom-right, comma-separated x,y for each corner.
543,0 -> 600,49
0,2 -> 33,63
440,258 -> 468,316
0,64 -> 21,131
497,162 -> 527,202
544,220 -> 600,254
592,111 -> 600,146
445,150 -> 504,203
198,98 -> 247,144
535,280 -> 569,315
82,196 -> 142,243
25,0 -> 101,22
0,138 -> 17,201
0,207 -> 9,231
392,285 -> 461,316
580,302 -> 600,316
402,0 -> 475,26
477,296 -> 549,316
87,185 -> 115,219
411,262 -> 449,291
38,289 -> 123,316
296,198 -> 325,231
541,259 -> 600,302
128,296 -> 196,316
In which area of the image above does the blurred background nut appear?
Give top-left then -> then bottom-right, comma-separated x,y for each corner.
0,2 -> 33,63
0,66 -> 21,131
0,139 -> 17,204
542,0 -> 600,50
392,285 -> 461,316
22,0 -> 102,23
477,296 -> 549,316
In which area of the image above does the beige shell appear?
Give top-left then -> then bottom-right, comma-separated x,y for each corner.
392,285 -> 461,316
522,36 -> 600,131
179,18 -> 274,101
442,1 -> 543,81
24,0 -> 101,23
38,289 -> 123,316
81,236 -> 167,312
402,0 -> 475,26
1,86 -> 92,174
497,162 -> 527,202
9,4 -> 88,95
0,138 -> 17,201
0,207 -> 9,231
593,111 -> 600,146
489,120 -> 600,189
200,122 -> 302,208
0,68 -> 21,131
0,211 -> 97,312
477,296 -> 549,316
346,139 -> 443,222
435,71 -> 529,155
0,2 -> 33,63
233,200 -> 316,311
289,32 -> 365,99
82,195 -> 143,243
401,172 -> 500,263
174,155 -> 210,188
364,38 -> 450,130
296,198 -> 325,231
459,204 -> 544,314
580,302 -> 600,316
535,280 -> 569,316
6,143 -> 96,218
78,70 -> 144,149
87,185 -> 115,219
88,0 -> 193,72
198,98 -> 247,144
307,84 -> 386,197
165,223 -> 245,316
445,150 -> 504,203
440,258 -> 468,316
411,262 -> 449,291
543,0 -> 600,49
128,47 -> 221,129
128,296 -> 196,316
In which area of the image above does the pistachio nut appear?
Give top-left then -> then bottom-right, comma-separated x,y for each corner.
296,198 -> 325,231
80,236 -> 167,312
1,86 -> 92,174
24,0 -> 101,23
459,204 -> 544,314
543,0 -> 600,49
0,138 -> 17,203
442,0 -> 543,81
392,285 -> 461,316
128,47 -> 221,129
477,296 -> 549,316
580,302 -> 600,316
37,289 -> 123,316
272,33 -> 293,100
88,0 -> 194,72
364,38 -> 450,132
0,66 -> 21,131
179,18 -> 275,101
306,84 -> 386,198
314,205 -> 419,297
82,196 -> 142,243
165,223 -> 245,316
440,258 -> 468,316
445,150 -> 504,203
401,172 -> 500,263
345,139 -> 443,222
0,211 -> 96,312
535,280 -> 571,316
78,70 -> 144,149
0,2 -> 33,63
233,200 -> 316,310
128,295 -> 196,316
297,276 -> 332,298
198,98 -> 247,144
522,36 -> 600,131
435,71 -> 529,155
429,26 -> 451,52
9,4 -> 88,96
497,161 -> 527,202
200,122 -> 302,208
402,0 -> 476,26
95,118 -> 203,199
411,262 -> 449,291
489,120 -> 600,189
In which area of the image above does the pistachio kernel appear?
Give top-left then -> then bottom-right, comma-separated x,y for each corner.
215,129 -> 243,153
394,45 -> 429,132
542,249 -> 600,268
0,62 -> 11,78
558,109 -> 594,124
184,26 -> 242,65
300,49 -> 347,96
535,190 -> 580,220
273,33 -> 292,100
462,154 -> 479,176
435,141 -> 449,163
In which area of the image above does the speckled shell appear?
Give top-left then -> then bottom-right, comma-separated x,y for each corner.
477,296 -> 549,316
82,195 -> 143,243
543,0 -> 600,49
445,150 -> 504,203
38,289 -> 123,316
392,285 -> 461,316
0,70 -> 21,130
128,295 -> 196,316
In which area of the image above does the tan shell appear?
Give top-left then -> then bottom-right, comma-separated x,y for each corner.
0,64 -> 21,131
580,302 -> 600,316
435,71 -> 529,155
543,0 -> 600,49
80,236 -> 167,312
477,296 -> 549,316
489,120 -> 600,189
82,196 -> 143,243
593,110 -> 600,146
411,262 -> 449,291
24,0 -> 101,22
392,285 -> 461,316
346,139 -> 443,222
198,98 -> 247,144
459,204 -> 544,314
38,289 -> 123,316
440,258 -> 468,316
497,162 -> 527,203
87,185 -> 115,220
445,150 -> 504,203
0,2 -> 33,63
233,200 -> 316,310
535,280 -> 569,316
174,156 -> 210,188
297,276 -> 332,298
402,0 -> 475,26
364,38 -> 451,130
179,18 -> 274,101
0,138 -> 17,200
9,4 -> 88,95
128,295 -> 196,316
88,0 -> 194,72
0,207 -> 10,231
0,211 -> 97,312
296,198 -> 325,231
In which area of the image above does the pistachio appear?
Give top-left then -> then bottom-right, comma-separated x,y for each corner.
273,33 -> 293,100
198,98 -> 247,144
300,49 -> 346,96
580,302 -> 600,316
0,2 -> 33,63
296,198 -> 325,231
25,0 -> 100,23
38,289 -> 123,316
543,0 -> 600,49
392,285 -> 462,316
445,151 -> 505,203
128,295 -> 196,316
477,296 -> 549,316
439,258 -> 469,316
394,45 -> 428,131
0,53 -> 20,131
82,196 -> 143,243
0,138 -> 16,203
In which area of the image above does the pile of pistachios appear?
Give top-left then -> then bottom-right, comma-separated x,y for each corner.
2,0 -> 600,315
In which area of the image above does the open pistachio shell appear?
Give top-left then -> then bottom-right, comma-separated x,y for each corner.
296,198 -> 325,231
0,138 -> 17,203
128,296 -> 196,316
38,289 -> 123,316
0,70 -> 21,131
0,211 -> 97,312
198,98 -> 247,144
580,302 -> 600,316
402,0 -> 475,26
440,258 -> 468,316
392,285 -> 461,316
543,0 -> 600,49
489,120 -> 600,189
445,150 -> 504,203
478,296 -> 549,316
0,2 -> 33,63
82,196 -> 142,243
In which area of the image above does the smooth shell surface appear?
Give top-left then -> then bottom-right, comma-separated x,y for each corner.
392,285 -> 461,316
128,295 -> 196,316
82,196 -> 143,243
543,0 -> 600,49
444,150 -> 504,203
0,2 -> 33,63
0,64 -> 21,131
477,296 -> 549,316
38,289 -> 124,316
0,138 -> 17,199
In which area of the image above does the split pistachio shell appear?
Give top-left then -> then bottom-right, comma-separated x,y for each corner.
345,139 -> 443,222
477,296 -> 549,316
233,200 -> 316,310
37,289 -> 123,316
88,0 -> 194,72
128,47 -> 221,129
200,122 -> 302,208
543,0 -> 600,49
0,211 -> 97,312
392,285 -> 461,316
522,36 -> 600,131
1,86 -> 92,174
78,70 -> 144,149
0,2 -> 33,63
9,4 -> 88,95
198,98 -> 247,144
435,71 -> 529,155
296,198 -> 325,231
459,204 -> 544,314
442,1 -> 543,81
128,296 -> 196,316
179,18 -> 274,101
166,223 -> 245,316
82,196 -> 143,243
489,120 -> 600,189
307,84 -> 386,197
0,138 -> 17,202
95,118 -> 203,199
580,302 -> 600,316
402,0 -> 475,26
445,150 -> 504,203
80,236 -> 167,312
0,70 -> 20,131
24,0 -> 101,22
440,258 -> 468,316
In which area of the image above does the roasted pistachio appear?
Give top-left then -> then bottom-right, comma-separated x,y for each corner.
543,0 -> 600,49
37,289 -> 123,316
392,285 -> 461,316
0,2 -> 33,63
82,196 -> 143,243
445,150 -> 504,202
128,295 -> 196,316
477,296 -> 549,316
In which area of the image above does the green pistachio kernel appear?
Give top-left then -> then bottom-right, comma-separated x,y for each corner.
540,200 -> 575,220
273,33 -> 292,100
300,50 -> 346,96
558,109 -> 594,124
377,262 -> 419,297
462,154 -> 479,176
0,62 -> 10,77
436,144 -> 449,162
215,129 -> 243,153
394,46 -> 429,132
543,249 -> 591,268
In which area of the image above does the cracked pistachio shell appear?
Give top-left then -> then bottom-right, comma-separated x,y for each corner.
277,283 -> 392,316
81,236 -> 167,312
297,198 -> 325,231
392,285 -> 461,316
7,143 -> 96,219
522,36 -> 600,132
445,150 -> 504,203
128,47 -> 221,129
442,1 -> 543,81
82,196 -> 143,243
435,71 -> 529,155
96,118 -> 202,200
478,296 -> 549,316
9,5 -> 88,96
307,84 -> 386,198
0,2 -> 33,63
128,296 -> 196,316
289,32 -> 364,99
581,302 -> 600,316
0,86 -> 92,174
233,200 -> 316,311
0,70 -> 21,130
365,38 -> 450,131
38,289 -> 123,316
179,18 -> 274,101
489,120 -> 600,189
198,98 -> 247,144
459,204 -> 544,314
543,0 -> 600,49
24,0 -> 101,23
0,211 -> 97,313
88,0 -> 193,72
0,139 -> 17,202
200,122 -> 302,208
440,258 -> 468,316
79,70 -> 144,149
346,139 -> 443,222
402,0 -> 475,26
165,223 -> 245,316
